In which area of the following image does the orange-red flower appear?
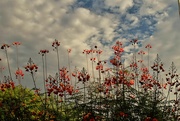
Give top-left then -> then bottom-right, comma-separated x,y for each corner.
15,69 -> 24,78
52,39 -> 60,47
119,111 -> 128,117
12,42 -> 21,45
129,80 -> 134,85
145,44 -> 152,49
1,44 -> 10,49
138,50 -> 145,55
67,48 -> 71,53
24,59 -> 38,72
130,39 -> 138,45
83,49 -> 91,54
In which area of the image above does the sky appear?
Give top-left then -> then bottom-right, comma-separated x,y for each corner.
0,0 -> 180,90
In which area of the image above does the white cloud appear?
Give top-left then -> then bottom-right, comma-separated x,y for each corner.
0,0 -> 120,88
104,0 -> 133,13
139,0 -> 168,16
0,0 -> 179,90
142,9 -> 180,71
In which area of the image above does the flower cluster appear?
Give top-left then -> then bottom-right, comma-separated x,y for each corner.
24,58 -> 38,73
15,69 -> 24,79
46,67 -> 76,97
12,42 -> 21,46
83,112 -> 95,121
0,81 -> 15,91
38,49 -> 49,56
52,39 -> 60,49
1,44 -> 10,49
77,69 -> 90,83
110,41 -> 124,66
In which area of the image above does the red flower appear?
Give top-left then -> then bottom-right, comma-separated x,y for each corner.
90,57 -> 96,62
52,39 -> 60,48
15,69 -> 24,78
67,48 -> 71,53
78,71 -> 90,83
96,63 -> 103,70
1,44 -> 10,49
83,49 -> 91,54
145,44 -> 152,49
39,49 -> 49,55
12,42 -> 21,45
138,50 -> 145,55
119,111 -> 127,117
130,39 -> 138,45
129,80 -> 134,85
24,58 -> 38,72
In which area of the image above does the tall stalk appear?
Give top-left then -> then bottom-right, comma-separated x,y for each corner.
1,44 -> 12,80
52,39 -> 61,111
67,49 -> 72,85
13,42 -> 22,85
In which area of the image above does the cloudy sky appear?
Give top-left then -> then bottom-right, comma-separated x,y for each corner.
0,0 -> 180,89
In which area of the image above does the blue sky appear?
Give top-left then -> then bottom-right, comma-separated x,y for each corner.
0,0 -> 180,89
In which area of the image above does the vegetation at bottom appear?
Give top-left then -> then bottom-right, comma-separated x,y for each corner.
0,40 -> 179,121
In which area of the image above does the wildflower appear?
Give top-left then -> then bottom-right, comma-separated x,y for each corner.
138,50 -> 145,55
90,57 -> 96,62
130,62 -> 138,68
60,67 -> 70,81
96,50 -> 102,54
12,42 -> 21,45
38,49 -> 49,56
77,70 -> 90,83
15,69 -> 24,79
129,80 -> 134,85
67,48 -> 71,53
145,44 -> 152,49
25,58 -> 38,73
1,44 -> 10,49
72,73 -> 76,77
83,49 -> 91,54
119,111 -> 127,117
110,58 -> 120,66
52,39 -> 60,47
96,62 -> 103,70
130,39 -> 138,45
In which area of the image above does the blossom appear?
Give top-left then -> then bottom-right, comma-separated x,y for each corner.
130,39 -> 138,45
52,39 -> 60,47
67,48 -> 71,53
1,44 -> 10,49
119,111 -> 127,117
59,67 -> 70,81
145,44 -> 152,49
24,58 -> 38,72
12,42 -> 21,45
38,49 -> 49,57
129,80 -> 134,85
96,50 -> 102,54
96,63 -> 103,70
83,49 -> 91,54
77,71 -> 90,83
15,69 -> 24,79
138,50 -> 145,55
90,57 -> 96,62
